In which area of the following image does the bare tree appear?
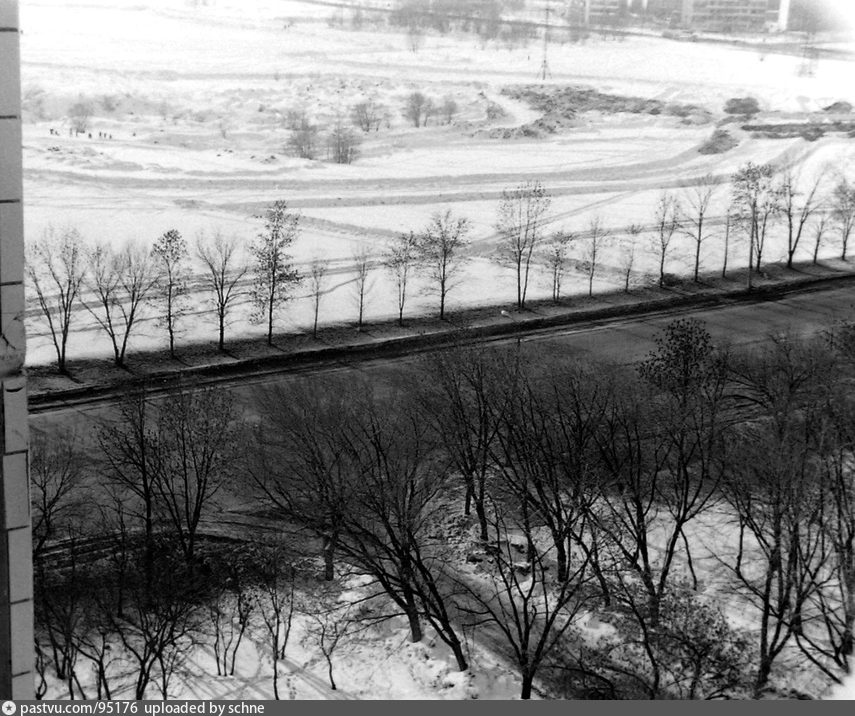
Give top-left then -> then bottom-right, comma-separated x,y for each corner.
207,547 -> 255,677
302,590 -> 354,691
417,209 -> 470,320
407,25 -> 425,52
620,224 -> 642,293
196,230 -> 247,351
796,392 -> 855,682
250,378 -> 356,583
489,365 -> 606,587
682,174 -> 718,282
351,244 -> 373,331
496,180 -> 552,310
250,201 -> 301,345
151,229 -> 189,358
440,96 -> 458,124
418,347 -> 517,543
403,91 -> 433,128
68,99 -> 93,135
326,114 -> 360,164
812,214 -> 829,265
731,162 -> 777,288
151,387 -> 239,566
98,388 -> 159,591
778,170 -> 823,269
283,107 -> 307,131
34,531 -> 88,699
84,241 -> 158,367
580,582 -> 754,699
351,98 -> 386,133
584,217 -> 608,297
250,541 -> 296,701
832,178 -> 855,261
544,230 -> 573,302
721,419 -> 824,697
385,231 -> 418,326
457,501 -> 591,699
105,553 -> 202,699
724,336 -> 834,696
288,115 -> 319,159
722,210 -> 733,279
308,257 -> 330,338
336,392 -> 470,670
30,426 -> 87,560
254,379 -> 470,669
591,319 -> 727,657
653,193 -> 681,288
25,225 -> 87,373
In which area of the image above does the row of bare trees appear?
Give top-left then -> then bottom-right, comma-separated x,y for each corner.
26,169 -> 855,374
25,201 -> 304,370
246,319 -> 855,698
497,167 -> 855,309
286,110 -> 362,164
32,315 -> 855,698
284,91 -> 459,163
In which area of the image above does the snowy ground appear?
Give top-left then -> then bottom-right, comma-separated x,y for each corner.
18,0 -> 855,366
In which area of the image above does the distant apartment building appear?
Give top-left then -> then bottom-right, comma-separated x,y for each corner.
589,0 -> 790,31
582,0 -> 626,25
682,0 -> 789,32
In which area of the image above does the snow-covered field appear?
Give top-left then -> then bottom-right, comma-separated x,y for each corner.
18,0 -> 855,365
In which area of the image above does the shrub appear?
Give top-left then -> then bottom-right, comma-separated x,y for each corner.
724,97 -> 760,116
698,129 -> 738,155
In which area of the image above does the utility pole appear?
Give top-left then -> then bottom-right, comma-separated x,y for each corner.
540,1 -> 551,81
798,29 -> 818,77
0,0 -> 33,699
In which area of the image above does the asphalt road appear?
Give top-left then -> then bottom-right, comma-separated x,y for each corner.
30,277 -> 855,425
516,281 -> 855,365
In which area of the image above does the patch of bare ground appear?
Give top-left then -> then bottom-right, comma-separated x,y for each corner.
491,85 -> 712,139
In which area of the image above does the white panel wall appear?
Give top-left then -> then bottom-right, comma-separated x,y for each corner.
0,0 -> 32,700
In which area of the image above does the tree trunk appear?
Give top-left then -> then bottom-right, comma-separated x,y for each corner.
404,588 -> 422,643
474,495 -> 488,543
694,236 -> 701,282
323,534 -> 336,581
267,280 -> 275,346
327,656 -> 337,690
554,533 -> 568,583
272,649 -> 280,700
753,657 -> 773,699
520,667 -> 533,700
722,219 -> 730,279
463,483 -> 472,516
449,635 -> 468,672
